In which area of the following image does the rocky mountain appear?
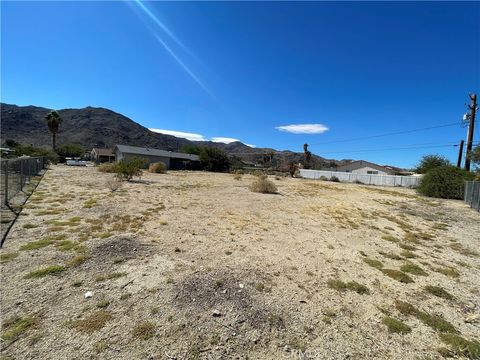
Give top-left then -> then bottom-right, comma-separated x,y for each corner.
0,102 -> 337,168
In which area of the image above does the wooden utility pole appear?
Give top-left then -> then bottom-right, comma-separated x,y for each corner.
465,93 -> 477,171
456,140 -> 464,168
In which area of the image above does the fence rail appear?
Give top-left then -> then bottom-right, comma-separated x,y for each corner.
464,181 -> 480,212
1,157 -> 46,209
299,169 -> 422,188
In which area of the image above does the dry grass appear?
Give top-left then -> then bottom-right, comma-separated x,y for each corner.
24,265 -> 66,279
363,258 -> 384,269
382,316 -> 411,334
249,175 -> 278,194
439,333 -> 480,359
0,252 -> 19,263
1,316 -> 36,341
381,269 -> 414,283
394,300 -> 457,333
400,262 -> 428,276
69,311 -> 112,333
132,321 -> 156,340
424,285 -> 454,300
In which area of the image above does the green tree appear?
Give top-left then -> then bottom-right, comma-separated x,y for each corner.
469,145 -> 480,170
181,144 -> 203,155
13,145 -> 59,164
418,165 -> 475,199
56,144 -> 84,158
199,147 -> 230,172
45,111 -> 63,151
414,154 -> 451,174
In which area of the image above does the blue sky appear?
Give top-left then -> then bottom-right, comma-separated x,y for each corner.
1,1 -> 479,168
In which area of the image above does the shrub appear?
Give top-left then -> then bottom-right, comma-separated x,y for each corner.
319,176 -> 328,181
115,157 -> 148,181
415,154 -> 451,174
148,162 -> 167,174
233,173 -> 242,180
330,176 -> 340,182
98,163 -> 118,173
418,165 -> 474,199
199,147 -> 231,172
250,175 -> 277,194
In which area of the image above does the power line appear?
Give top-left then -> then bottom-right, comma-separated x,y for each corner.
308,122 -> 462,147
229,142 -> 480,156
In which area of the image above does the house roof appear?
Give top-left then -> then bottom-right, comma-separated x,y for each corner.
335,160 -> 394,174
114,144 -> 199,161
92,148 -> 114,157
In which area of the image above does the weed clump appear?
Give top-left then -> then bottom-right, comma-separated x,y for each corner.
381,235 -> 399,242
381,269 -> 414,283
132,321 -> 156,340
69,311 -> 112,333
1,316 -> 36,341
439,333 -> 480,359
20,238 -> 54,250
250,175 -> 278,194
148,162 -> 167,174
433,266 -> 460,278
363,258 -> 384,269
394,300 -> 457,333
382,316 -> 411,334
24,265 -> 65,279
327,279 -> 370,294
0,252 -> 19,263
424,286 -> 454,300
400,262 -> 428,276
95,272 -> 127,282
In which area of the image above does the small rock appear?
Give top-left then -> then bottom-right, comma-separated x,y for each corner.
212,309 -> 222,317
222,289 -> 227,294
84,291 -> 93,299
465,314 -> 479,323
239,283 -> 244,289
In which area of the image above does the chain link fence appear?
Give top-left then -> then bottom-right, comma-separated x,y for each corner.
1,157 -> 46,208
464,181 -> 480,212
1,157 -> 47,246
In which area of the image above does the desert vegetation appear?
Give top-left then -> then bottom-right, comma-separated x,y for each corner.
0,165 -> 479,359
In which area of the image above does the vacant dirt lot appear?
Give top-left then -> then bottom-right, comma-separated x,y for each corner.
1,166 -> 479,359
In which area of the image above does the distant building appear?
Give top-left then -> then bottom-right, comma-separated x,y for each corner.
91,148 -> 115,163
114,144 -> 200,170
332,160 -> 395,175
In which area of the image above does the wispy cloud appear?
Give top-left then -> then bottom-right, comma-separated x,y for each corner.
276,124 -> 329,134
149,128 -> 206,141
211,137 -> 240,144
149,128 -> 255,147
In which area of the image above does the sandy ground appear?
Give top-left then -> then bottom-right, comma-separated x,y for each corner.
1,165 -> 479,360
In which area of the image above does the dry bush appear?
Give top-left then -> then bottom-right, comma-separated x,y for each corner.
233,173 -> 243,180
250,175 -> 277,194
148,162 -> 167,174
106,176 -> 123,192
97,163 -> 118,173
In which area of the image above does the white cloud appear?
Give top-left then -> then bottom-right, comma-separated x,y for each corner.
245,144 -> 256,148
149,128 -> 255,147
211,137 -> 240,144
276,123 -> 329,134
149,128 -> 207,141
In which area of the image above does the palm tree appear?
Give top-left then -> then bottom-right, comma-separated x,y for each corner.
45,111 -> 63,150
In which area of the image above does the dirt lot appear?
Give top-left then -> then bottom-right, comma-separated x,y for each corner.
1,165 -> 479,359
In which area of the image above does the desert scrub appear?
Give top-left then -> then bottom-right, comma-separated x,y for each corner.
250,175 -> 277,194
381,269 -> 414,283
69,311 -> 112,333
22,223 -> 39,229
424,286 -> 454,300
327,279 -> 370,294
382,317 -> 411,334
400,250 -> 417,259
24,265 -> 65,279
20,238 -> 54,250
233,173 -> 242,180
381,235 -> 399,242
148,162 -> 167,174
394,300 -> 457,334
399,243 -> 417,251
1,316 -> 36,341
363,258 -> 384,269
83,199 -> 97,209
439,333 -> 480,359
66,255 -> 89,267
400,262 -> 428,276
378,251 -> 402,260
96,301 -> 110,309
132,321 -> 156,340
0,252 -> 19,263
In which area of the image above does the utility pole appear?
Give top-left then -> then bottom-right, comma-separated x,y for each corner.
456,139 -> 464,168
465,93 -> 477,171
